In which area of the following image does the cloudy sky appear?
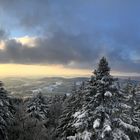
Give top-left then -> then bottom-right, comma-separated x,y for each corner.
0,0 -> 140,77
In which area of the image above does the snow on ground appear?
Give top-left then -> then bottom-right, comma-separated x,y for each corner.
31,88 -> 42,94
56,81 -> 62,86
31,81 -> 63,94
66,93 -> 71,96
76,81 -> 83,86
42,86 -> 54,92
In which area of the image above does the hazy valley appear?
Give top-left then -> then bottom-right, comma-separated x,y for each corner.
1,76 -> 139,98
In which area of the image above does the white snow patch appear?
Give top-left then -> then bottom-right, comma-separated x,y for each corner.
73,122 -> 83,128
73,111 -> 81,118
0,100 -> 3,106
105,125 -> 112,132
72,111 -> 87,128
100,80 -> 105,84
66,93 -> 71,96
95,92 -> 101,98
102,125 -> 112,138
31,88 -> 42,94
76,81 -> 83,86
93,119 -> 100,129
31,81 -> 62,94
73,111 -> 86,119
67,131 -> 92,140
55,81 -> 62,86
120,103 -> 131,109
77,112 -> 86,119
104,91 -> 112,97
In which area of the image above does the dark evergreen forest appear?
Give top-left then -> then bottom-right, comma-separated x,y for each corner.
0,57 -> 140,140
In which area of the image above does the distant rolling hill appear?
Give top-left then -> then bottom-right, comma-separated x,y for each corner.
0,76 -> 139,98
1,77 -> 89,98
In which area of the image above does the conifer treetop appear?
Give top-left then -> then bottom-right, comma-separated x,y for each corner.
94,57 -> 110,79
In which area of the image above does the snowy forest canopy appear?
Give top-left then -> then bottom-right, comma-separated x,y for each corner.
0,57 -> 140,140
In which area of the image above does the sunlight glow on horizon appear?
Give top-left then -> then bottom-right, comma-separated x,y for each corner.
0,64 -> 91,78
0,64 -> 139,78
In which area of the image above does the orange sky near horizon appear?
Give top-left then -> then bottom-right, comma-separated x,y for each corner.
0,64 -> 139,78
0,64 -> 91,78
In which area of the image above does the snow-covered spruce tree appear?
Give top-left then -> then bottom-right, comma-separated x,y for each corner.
56,57 -> 140,140
44,95 -> 64,140
47,95 -> 63,128
0,81 -> 14,140
118,78 -> 140,139
128,87 -> 140,139
119,82 -> 140,140
119,79 -> 135,125
56,81 -> 87,139
134,84 -> 140,128
122,78 -> 133,93
9,93 -> 49,140
26,92 -> 49,121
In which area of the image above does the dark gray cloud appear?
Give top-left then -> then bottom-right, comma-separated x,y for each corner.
0,31 -> 99,65
0,29 -> 7,41
0,0 -> 140,74
0,30 -> 139,74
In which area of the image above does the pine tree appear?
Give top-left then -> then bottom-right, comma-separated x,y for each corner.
56,81 -> 87,139
94,57 -> 110,80
26,92 -> 49,121
119,78 -> 135,125
118,78 -> 140,139
123,78 -> 133,93
134,84 -> 140,128
56,57 -> 140,140
0,81 -> 14,140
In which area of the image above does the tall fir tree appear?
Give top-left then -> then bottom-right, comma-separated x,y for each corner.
26,92 -> 49,121
56,57 -> 140,140
134,84 -> 140,128
0,81 -> 14,140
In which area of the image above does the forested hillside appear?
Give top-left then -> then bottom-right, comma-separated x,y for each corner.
0,57 -> 140,140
